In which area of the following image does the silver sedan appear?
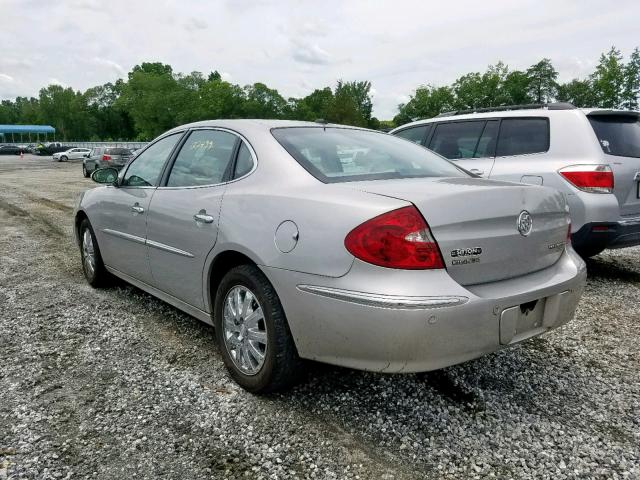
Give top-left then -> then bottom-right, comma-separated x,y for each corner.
74,120 -> 587,392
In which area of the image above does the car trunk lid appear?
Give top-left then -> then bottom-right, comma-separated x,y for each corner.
346,177 -> 570,285
588,111 -> 640,217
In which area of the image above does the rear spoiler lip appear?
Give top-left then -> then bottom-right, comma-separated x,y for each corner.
586,110 -> 640,118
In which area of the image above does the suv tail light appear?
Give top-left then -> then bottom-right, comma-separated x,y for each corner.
558,165 -> 613,193
344,206 -> 444,269
102,154 -> 111,161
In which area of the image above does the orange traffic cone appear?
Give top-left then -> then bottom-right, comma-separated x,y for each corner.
20,151 -> 23,159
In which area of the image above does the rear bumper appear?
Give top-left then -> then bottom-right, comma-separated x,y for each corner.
572,217 -> 640,250
262,249 -> 587,373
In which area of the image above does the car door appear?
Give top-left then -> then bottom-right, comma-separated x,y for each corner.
145,128 -> 242,310
427,120 -> 498,177
487,117 -> 550,184
93,133 -> 183,284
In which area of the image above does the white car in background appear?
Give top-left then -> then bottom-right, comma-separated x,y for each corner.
53,148 -> 91,162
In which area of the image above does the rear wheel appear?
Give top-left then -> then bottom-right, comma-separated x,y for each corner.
214,264 -> 303,393
79,218 -> 110,287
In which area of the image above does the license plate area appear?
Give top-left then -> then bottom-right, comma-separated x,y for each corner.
499,298 -> 547,345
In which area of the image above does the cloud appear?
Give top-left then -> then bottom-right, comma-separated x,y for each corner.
291,39 -> 331,65
0,73 -> 14,82
48,78 -> 66,87
185,17 -> 208,32
92,57 -> 125,76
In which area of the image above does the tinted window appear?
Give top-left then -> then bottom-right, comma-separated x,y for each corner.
271,127 -> 465,183
167,130 -> 237,187
496,118 -> 549,156
428,121 -> 485,159
474,120 -> 499,158
105,148 -> 132,155
394,125 -> 429,145
234,142 -> 254,178
589,115 -> 640,158
123,133 -> 181,187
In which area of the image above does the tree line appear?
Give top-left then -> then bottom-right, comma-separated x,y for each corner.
0,46 -> 638,141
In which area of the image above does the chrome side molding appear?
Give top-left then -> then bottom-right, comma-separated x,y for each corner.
297,285 -> 468,310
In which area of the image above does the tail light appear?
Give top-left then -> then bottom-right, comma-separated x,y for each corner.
102,154 -> 111,161
558,165 -> 613,193
344,206 -> 444,269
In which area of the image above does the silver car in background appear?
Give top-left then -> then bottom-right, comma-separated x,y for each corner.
74,120 -> 586,392
391,104 -> 640,257
53,147 -> 91,162
82,146 -> 133,177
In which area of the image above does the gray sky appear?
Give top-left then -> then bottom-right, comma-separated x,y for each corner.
1,0 -> 640,118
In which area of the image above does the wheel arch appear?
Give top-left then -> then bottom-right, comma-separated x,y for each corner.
205,249 -> 261,314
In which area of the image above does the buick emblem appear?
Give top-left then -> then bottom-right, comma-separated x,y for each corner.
517,210 -> 533,237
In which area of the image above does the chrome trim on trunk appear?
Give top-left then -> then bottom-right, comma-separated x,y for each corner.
297,285 -> 468,310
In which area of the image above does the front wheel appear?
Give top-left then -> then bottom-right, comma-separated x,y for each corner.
214,264 -> 303,393
60,155 -> 68,162
82,164 -> 90,178
79,218 -> 110,287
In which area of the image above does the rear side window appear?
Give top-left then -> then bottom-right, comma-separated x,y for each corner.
474,120 -> 499,158
588,115 -> 640,158
428,121 -> 486,159
105,148 -> 131,155
234,142 -> 254,178
167,130 -> 237,187
394,125 -> 430,145
496,118 -> 549,156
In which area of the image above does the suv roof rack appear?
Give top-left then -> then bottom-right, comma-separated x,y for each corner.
435,102 -> 576,118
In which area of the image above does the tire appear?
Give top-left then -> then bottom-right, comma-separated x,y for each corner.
60,155 -> 68,162
573,244 -> 605,258
82,164 -> 90,178
214,264 -> 304,393
79,218 -> 110,287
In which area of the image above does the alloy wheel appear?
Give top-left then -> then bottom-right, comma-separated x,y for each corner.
82,229 -> 96,277
223,285 -> 267,375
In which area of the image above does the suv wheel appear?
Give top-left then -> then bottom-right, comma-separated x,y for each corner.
82,164 -> 90,178
214,264 -> 303,393
60,155 -> 68,162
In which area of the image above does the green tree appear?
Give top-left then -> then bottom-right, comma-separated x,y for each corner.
502,71 -> 533,105
289,87 -> 334,121
394,85 -> 455,125
556,79 -> 596,107
622,47 -> 640,110
526,58 -> 558,103
591,47 -> 626,108
242,82 -> 287,118
327,81 -> 367,126
117,63 -> 181,138
38,85 -> 93,140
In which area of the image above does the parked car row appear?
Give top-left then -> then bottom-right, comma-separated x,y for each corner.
81,146 -> 134,177
75,111 -> 594,393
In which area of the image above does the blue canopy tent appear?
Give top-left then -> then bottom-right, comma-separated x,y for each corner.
0,125 -> 56,143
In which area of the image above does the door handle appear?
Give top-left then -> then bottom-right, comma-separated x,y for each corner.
469,168 -> 484,176
131,203 -> 145,214
194,210 -> 214,224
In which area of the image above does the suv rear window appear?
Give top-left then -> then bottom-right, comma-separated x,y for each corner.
429,121 -> 485,159
105,148 -> 132,155
588,115 -> 640,158
272,127 -> 465,183
394,125 -> 430,145
496,118 -> 549,156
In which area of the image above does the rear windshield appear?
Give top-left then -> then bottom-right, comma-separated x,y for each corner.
588,115 -> 640,158
105,148 -> 132,155
271,127 -> 465,183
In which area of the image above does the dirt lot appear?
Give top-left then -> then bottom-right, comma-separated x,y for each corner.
0,154 -> 638,479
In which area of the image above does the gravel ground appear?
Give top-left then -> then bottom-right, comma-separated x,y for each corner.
0,154 -> 638,479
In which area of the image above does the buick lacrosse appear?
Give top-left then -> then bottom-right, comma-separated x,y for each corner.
75,120 -> 587,392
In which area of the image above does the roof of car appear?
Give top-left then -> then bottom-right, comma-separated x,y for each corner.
392,105 -> 640,131
165,119 -> 371,137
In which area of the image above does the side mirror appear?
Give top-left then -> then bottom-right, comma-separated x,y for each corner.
91,167 -> 119,185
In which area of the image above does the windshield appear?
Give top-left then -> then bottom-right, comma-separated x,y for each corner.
272,127 -> 466,183
588,115 -> 640,158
